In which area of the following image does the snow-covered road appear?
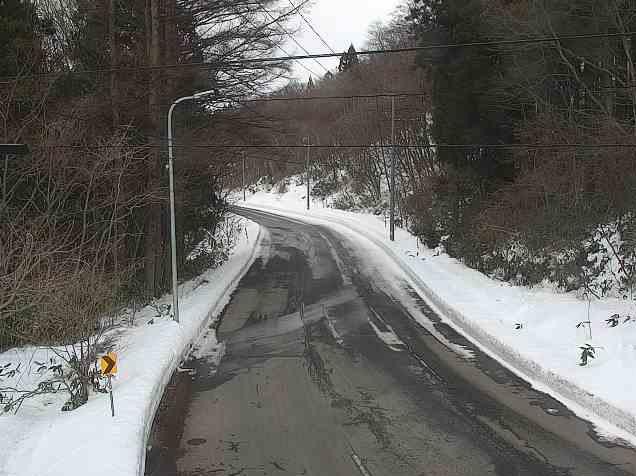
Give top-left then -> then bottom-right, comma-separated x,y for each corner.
161,206 -> 636,475
239,182 -> 636,448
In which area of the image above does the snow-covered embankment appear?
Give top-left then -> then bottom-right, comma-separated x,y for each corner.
0,216 -> 261,476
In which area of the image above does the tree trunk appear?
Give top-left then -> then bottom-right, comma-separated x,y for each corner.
108,0 -> 120,128
144,0 -> 162,296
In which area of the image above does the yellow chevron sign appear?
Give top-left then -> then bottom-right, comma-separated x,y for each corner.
100,353 -> 118,376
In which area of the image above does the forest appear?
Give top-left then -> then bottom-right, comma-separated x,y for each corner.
0,0 -> 293,350
239,0 -> 636,300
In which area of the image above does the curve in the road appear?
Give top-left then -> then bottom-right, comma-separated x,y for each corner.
148,209 -> 636,476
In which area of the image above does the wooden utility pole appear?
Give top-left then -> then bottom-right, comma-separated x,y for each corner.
306,138 -> 310,211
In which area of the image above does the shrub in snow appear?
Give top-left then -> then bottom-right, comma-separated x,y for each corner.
184,216 -> 244,280
0,269 -> 119,413
332,192 -> 357,210
276,179 -> 289,194
606,314 -> 621,328
469,218 -> 636,300
150,300 -> 172,320
0,353 -> 109,414
311,177 -> 339,200
117,278 -> 151,327
579,344 -> 596,366
256,175 -> 275,191
0,361 -> 62,414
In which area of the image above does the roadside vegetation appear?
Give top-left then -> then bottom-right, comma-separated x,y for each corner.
1,0 -> 292,409
238,1 -> 636,303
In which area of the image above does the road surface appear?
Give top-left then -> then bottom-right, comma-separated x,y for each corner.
147,208 -> 636,476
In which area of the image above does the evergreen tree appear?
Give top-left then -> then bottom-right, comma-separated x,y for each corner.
410,0 -> 515,187
338,44 -> 360,73
0,0 -> 41,76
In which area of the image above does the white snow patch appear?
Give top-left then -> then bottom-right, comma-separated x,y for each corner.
0,216 -> 262,476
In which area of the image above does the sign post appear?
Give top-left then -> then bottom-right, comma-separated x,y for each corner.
99,352 -> 118,417
108,376 -> 115,417
0,144 -> 29,156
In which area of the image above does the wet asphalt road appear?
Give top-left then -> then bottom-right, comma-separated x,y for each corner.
151,208 -> 636,476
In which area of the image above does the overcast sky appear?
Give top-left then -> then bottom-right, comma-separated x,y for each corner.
282,0 -> 403,80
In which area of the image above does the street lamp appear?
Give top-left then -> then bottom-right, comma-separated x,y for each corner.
167,90 -> 217,323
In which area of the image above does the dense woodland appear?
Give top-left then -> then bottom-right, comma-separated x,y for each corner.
0,0 -> 293,349
239,0 -> 636,300
410,0 -> 636,295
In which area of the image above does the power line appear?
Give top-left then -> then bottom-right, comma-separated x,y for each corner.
287,0 -> 337,54
4,31 -> 634,83
241,5 -> 322,79
228,91 -> 428,103
107,90 -> 429,113
274,45 -> 321,79
253,23 -> 321,79
258,1 -> 330,74
35,143 -> 636,150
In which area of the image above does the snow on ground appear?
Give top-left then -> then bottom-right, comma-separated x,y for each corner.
0,216 -> 262,476
238,179 -> 636,447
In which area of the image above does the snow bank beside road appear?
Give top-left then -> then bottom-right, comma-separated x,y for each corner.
0,216 -> 261,476
240,182 -> 636,446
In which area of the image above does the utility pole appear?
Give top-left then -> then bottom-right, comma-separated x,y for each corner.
306,137 -> 310,211
242,152 -> 246,201
390,96 -> 396,242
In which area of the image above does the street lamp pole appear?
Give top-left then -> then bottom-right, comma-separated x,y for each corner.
242,152 -> 247,202
167,90 -> 216,324
390,96 -> 396,242
305,137 -> 310,211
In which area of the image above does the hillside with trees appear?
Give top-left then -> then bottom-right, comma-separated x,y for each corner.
0,0 -> 292,352
410,0 -> 636,296
237,0 -> 635,300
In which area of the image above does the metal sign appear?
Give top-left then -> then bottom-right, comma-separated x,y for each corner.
100,352 -> 118,376
0,144 -> 29,156
99,352 -> 118,417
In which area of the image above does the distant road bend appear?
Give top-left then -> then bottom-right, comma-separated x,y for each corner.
147,207 -> 636,476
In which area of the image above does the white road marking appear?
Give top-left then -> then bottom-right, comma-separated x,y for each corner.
318,231 -> 353,285
368,307 -> 406,352
322,305 -> 344,345
325,317 -> 344,345
351,453 -> 373,476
